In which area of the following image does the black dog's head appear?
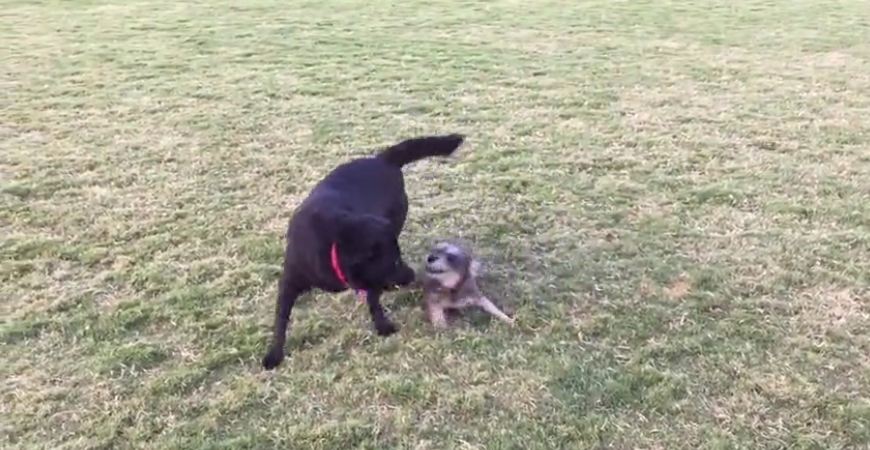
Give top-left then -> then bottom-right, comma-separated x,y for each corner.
330,213 -> 415,290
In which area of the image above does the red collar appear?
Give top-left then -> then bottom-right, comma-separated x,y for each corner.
330,242 -> 350,287
330,243 -> 366,303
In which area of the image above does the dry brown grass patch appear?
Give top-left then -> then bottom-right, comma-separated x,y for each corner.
664,274 -> 693,301
792,287 -> 868,336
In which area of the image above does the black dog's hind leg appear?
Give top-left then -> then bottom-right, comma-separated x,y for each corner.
262,270 -> 309,369
365,289 -> 398,336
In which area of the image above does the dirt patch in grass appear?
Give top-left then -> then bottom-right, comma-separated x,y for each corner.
793,287 -> 868,336
664,274 -> 693,301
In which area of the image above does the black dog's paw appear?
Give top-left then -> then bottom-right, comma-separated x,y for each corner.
261,347 -> 285,370
375,321 -> 398,337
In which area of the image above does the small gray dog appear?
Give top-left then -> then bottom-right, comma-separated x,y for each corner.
421,241 -> 515,328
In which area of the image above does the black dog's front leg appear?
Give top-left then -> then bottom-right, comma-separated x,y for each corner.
365,289 -> 398,336
262,271 -> 308,370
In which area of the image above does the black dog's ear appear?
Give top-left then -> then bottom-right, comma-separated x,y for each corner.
314,212 -> 390,256
341,215 -> 389,250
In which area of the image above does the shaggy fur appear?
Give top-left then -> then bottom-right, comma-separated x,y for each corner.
262,134 -> 465,369
421,241 -> 515,328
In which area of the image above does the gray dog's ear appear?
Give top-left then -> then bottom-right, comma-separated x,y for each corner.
470,259 -> 482,278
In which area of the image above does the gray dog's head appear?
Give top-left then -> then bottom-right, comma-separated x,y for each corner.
424,241 -> 480,289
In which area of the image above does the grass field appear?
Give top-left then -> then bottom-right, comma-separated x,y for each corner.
2,0 -> 869,448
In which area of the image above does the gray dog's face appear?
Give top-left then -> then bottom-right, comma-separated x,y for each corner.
424,242 -> 478,289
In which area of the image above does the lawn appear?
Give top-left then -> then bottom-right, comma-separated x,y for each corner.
1,0 -> 869,448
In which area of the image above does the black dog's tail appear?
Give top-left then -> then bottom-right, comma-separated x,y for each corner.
377,134 -> 465,167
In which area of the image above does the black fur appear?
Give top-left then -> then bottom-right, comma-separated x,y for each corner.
262,133 -> 465,369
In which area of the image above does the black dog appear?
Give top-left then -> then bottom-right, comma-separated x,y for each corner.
262,134 -> 465,369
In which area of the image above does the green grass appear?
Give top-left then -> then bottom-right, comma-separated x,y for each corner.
2,0 -> 869,448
